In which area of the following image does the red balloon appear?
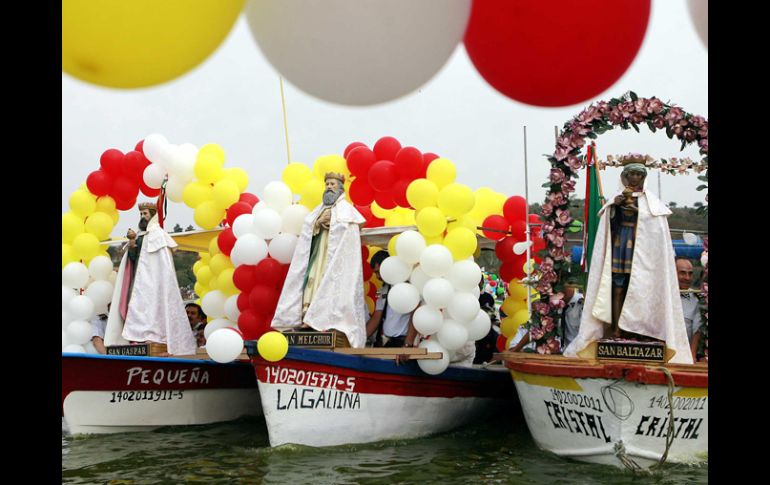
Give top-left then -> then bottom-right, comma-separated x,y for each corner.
495,236 -> 517,262
226,202 -> 253,226
140,181 -> 161,198
482,215 -> 510,241
349,177 -> 376,206
115,197 -> 137,211
394,146 -> 423,180
100,149 -> 124,176
239,192 -> 260,207
373,136 -> 402,161
495,333 -> 508,352
112,177 -> 140,205
362,263 -> 373,281
361,245 -> 370,262
347,146 -> 377,178
237,292 -> 250,311
368,285 -> 377,300
233,265 -> 258,293
510,220 -> 527,240
217,227 -> 237,256
532,237 -> 546,263
373,189 -> 397,210
368,160 -> 398,192
499,260 -> 525,282
134,140 -> 145,153
86,170 -> 113,196
490,280 -> 497,287
464,0 -> 651,107
123,150 -> 149,183
420,153 -> 440,178
503,196 -> 528,225
529,214 -> 543,238
249,285 -> 280,315
392,178 -> 412,208
356,205 -> 384,228
238,309 -> 271,340
344,142 -> 367,159
254,257 -> 284,289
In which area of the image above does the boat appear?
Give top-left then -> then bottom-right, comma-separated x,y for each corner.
246,343 -> 514,447
62,351 -> 261,435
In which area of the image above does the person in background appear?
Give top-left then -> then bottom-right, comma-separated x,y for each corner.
90,309 -> 109,354
676,257 -> 704,361
186,303 -> 208,347
365,250 -> 418,349
561,278 -> 585,349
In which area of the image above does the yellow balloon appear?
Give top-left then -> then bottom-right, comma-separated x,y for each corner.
257,331 -> 289,362
222,167 -> 249,192
195,157 -> 224,185
217,268 -> 239,296
399,208 -> 417,226
384,213 -> 402,227
500,316 -> 519,338
208,237 -> 221,257
194,282 -> 207,298
62,244 -> 77,267
443,227 -> 477,261
69,190 -> 97,218
282,163 -> 314,194
313,154 -> 349,180
511,309 -> 531,327
95,195 -> 116,214
71,232 -> 101,260
508,280 -> 529,301
208,277 -> 219,291
182,181 -> 212,208
62,0 -> 244,88
365,296 -> 375,315
387,234 -> 399,256
426,158 -> 456,189
370,201 -> 392,219
447,214 -> 477,233
194,201 -> 224,230
415,207 -> 447,237
62,212 -> 85,244
84,212 -> 114,240
211,179 -> 240,210
299,179 -> 325,209
209,254 -> 232,276
438,183 -> 475,218
502,296 -> 528,316
368,246 -> 381,262
199,252 -> 211,264
196,266 -> 213,286
192,260 -> 203,275
424,233 -> 445,246
406,178 -> 439,210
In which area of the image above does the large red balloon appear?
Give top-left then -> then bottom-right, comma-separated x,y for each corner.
361,245 -> 370,262
86,170 -> 113,196
495,333 -> 508,352
394,146 -> 423,180
237,292 -> 251,311
499,260 -> 525,282
362,263 -> 373,281
249,285 -> 280,316
239,192 -> 260,207
115,197 -> 137,212
373,136 -> 402,161
495,236 -> 517,262
356,204 -> 384,228
100,149 -> 124,176
421,153 -> 440,178
238,309 -> 271,340
112,177 -> 140,205
344,142 -> 367,158
503,196 -> 527,225
217,227 -> 237,256
233,264 -> 258,293
347,146 -> 377,178
140,181 -> 161,198
226,202 -> 253,226
392,178 -> 412,208
349,177 -> 375,206
122,151 -> 149,184
510,220 -> 527,240
368,160 -> 398,192
464,0 -> 651,107
482,215 -> 510,241
373,189 -> 397,210
254,257 -> 284,289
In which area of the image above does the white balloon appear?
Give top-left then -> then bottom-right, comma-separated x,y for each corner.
201,291 -> 227,319
387,283 -> 421,314
230,234 -> 268,267
683,232 -> 699,246
687,0 -> 707,48
108,270 -> 118,285
62,310 -> 73,330
379,256 -> 413,285
281,204 -> 310,236
263,181 -> 293,213
173,143 -> 198,182
84,280 -> 114,306
62,286 -> 77,308
700,251 -> 708,267
436,319 -> 468,351
88,256 -> 113,281
224,294 -> 241,323
245,0 -> 472,106
165,175 -> 187,203
413,305 -> 444,336
268,233 -> 298,264
252,201 -> 268,213
66,320 -> 92,346
419,244 -> 454,278
232,213 -> 257,238
253,208 -> 283,240
62,262 -> 90,289
467,310 -> 492,341
448,260 -> 482,292
68,295 -> 95,320
409,265 -> 431,293
142,163 -> 167,189
204,318 -> 237,340
447,292 -> 481,323
513,240 -> 533,256
468,286 -> 481,299
206,328 -> 245,363
142,133 -> 169,165
395,230 -> 427,265
422,278 -> 454,309
63,344 -> 87,354
417,339 -> 450,375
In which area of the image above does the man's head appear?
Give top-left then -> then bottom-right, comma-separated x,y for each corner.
138,202 -> 157,230
323,172 -> 345,206
370,250 -> 389,281
675,258 -> 694,290
186,303 -> 206,326
564,278 -> 582,300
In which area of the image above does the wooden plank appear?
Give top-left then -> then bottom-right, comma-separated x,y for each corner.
334,347 -> 428,355
357,352 -> 443,360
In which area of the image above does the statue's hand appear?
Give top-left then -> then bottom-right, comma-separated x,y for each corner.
127,229 -> 137,240
613,195 -> 624,206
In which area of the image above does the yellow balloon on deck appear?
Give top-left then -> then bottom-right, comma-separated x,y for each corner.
299,179 -> 325,209
209,253 -> 232,276
222,167 -> 249,192
208,237 -> 221,257
500,316 -> 519,338
447,214 -> 477,233
313,154 -> 349,180
511,309 -> 530,327
62,0 -> 244,88
95,195 -> 116,214
370,201 -> 392,219
199,252 -> 211,264
368,246 -> 381,262
443,227 -> 477,260
426,158 -> 456,189
416,207 -> 447,237
194,201 -> 225,230
217,268 -> 239,295
194,282 -> 207,298
194,158 -> 224,185
365,296 -> 375,315
502,296 -> 528,316
211,179 -> 240,210
69,190 -> 97,218
62,212 -> 85,244
71,232 -> 101,260
508,280 -> 529,301
387,234 -> 400,256
196,266 -> 213,286
424,233 -> 445,246
84,211 -> 114,240
406,178 -> 439,210
438,183 -> 475,218
192,261 -> 203,275
183,181 -> 212,208
258,331 -> 289,362
62,244 -> 76,267
282,163 -> 314,194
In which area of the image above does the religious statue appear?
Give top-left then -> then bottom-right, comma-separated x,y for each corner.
271,172 -> 367,347
563,158 -> 693,364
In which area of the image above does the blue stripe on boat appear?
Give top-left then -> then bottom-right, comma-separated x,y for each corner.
61,352 -> 249,367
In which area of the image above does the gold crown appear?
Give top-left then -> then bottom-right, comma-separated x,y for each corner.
621,154 -> 647,166
324,172 -> 345,184
138,202 -> 157,211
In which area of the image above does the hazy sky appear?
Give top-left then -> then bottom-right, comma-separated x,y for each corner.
62,0 -> 707,236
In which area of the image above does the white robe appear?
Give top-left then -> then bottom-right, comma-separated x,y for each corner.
104,215 -> 196,356
563,188 -> 693,364
271,198 -> 367,348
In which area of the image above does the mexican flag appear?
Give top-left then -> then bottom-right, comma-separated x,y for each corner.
581,142 -> 604,273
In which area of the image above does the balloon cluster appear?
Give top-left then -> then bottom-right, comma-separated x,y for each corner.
61,256 -> 117,353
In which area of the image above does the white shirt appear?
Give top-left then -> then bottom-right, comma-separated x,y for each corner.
680,290 -> 703,341
90,315 -> 108,339
509,325 -> 535,351
375,284 -> 411,338
562,292 -> 584,349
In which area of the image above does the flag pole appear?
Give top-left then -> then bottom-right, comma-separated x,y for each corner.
523,126 -> 531,313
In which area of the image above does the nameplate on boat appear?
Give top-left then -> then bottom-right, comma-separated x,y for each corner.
285,332 -> 335,348
596,340 -> 665,362
107,344 -> 150,356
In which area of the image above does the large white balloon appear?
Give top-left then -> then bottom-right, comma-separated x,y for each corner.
409,265 -> 431,293
447,292 -> 481,323
201,291 -> 227,319
84,280 -> 114,307
62,310 -> 73,330
230,234 -> 269,267
387,283 -> 421,314
142,134 -> 170,165
448,260 -> 482,292
263,181 -> 293,214
245,0 -> 472,106
268,233 -> 298,264
436,319 -> 468,351
66,320 -> 92,346
687,0 -> 707,48
419,245 -> 454,278
68,295 -> 96,321
379,256 -> 413,285
165,175 -> 187,203
412,305 -> 444,336
173,143 -> 199,182
88,256 -> 114,281
206,328 -> 245,363
142,163 -> 167,189
253,208 -> 283,240
467,310 -> 492,341
224,294 -> 241,323
395,230 -> 426,265
417,339 -> 450,375
232,213 -> 257,238
422,278 -> 454,309
204,318 -> 238,340
281,204 -> 310,236
62,262 -> 90,289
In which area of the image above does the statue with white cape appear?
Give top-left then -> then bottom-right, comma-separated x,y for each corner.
271,172 -> 367,347
563,160 -> 693,364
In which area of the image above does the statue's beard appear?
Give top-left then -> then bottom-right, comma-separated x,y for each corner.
323,189 -> 342,206
138,218 -> 149,231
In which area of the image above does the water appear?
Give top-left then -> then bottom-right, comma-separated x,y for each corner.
62,418 -> 707,484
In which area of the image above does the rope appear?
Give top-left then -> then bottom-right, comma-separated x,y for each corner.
279,77 -> 292,165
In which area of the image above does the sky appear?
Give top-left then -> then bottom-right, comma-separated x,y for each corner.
62,0 -> 707,236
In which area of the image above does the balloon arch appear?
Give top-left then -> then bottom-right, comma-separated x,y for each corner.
528,92 -> 708,357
